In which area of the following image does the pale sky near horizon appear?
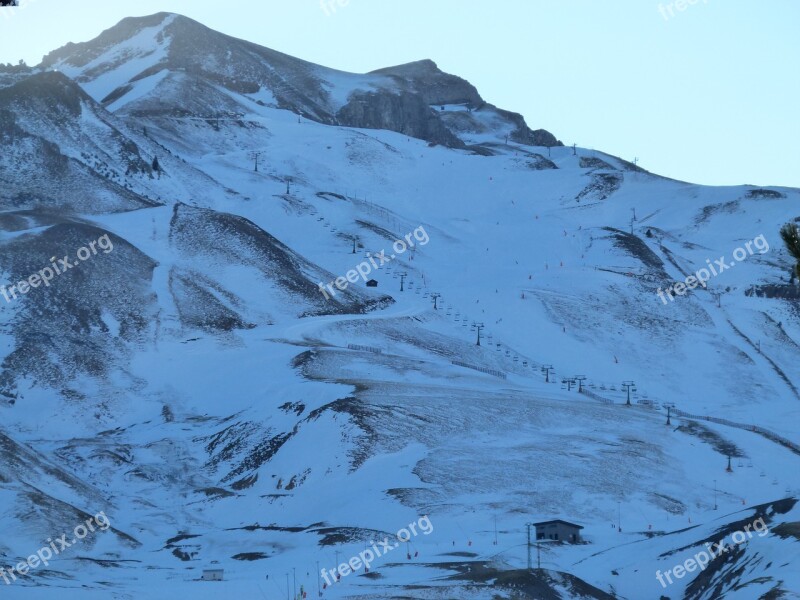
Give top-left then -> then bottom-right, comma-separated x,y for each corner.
1,0 -> 798,188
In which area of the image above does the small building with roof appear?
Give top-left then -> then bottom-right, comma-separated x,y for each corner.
533,519 -> 583,543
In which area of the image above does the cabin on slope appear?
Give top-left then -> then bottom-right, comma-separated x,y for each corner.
533,519 -> 584,543
201,568 -> 224,581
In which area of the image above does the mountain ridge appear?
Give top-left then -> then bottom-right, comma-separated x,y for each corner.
39,12 -> 562,149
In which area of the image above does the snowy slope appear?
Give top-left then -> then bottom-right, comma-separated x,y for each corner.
0,12 -> 798,600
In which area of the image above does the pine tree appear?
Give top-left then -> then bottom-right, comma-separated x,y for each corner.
779,222 -> 800,284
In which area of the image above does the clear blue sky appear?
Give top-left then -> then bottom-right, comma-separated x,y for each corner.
2,0 -> 798,188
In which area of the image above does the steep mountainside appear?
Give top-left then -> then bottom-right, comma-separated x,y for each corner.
0,13 -> 797,600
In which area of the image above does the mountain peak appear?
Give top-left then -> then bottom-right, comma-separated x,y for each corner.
38,13 -> 560,149
369,58 -> 483,111
41,12 -> 176,69
371,59 -> 442,77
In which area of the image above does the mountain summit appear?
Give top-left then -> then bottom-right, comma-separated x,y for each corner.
40,12 -> 560,149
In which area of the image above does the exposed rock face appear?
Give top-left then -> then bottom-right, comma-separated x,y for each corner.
366,60 -> 562,147
528,128 -> 561,147
746,284 -> 800,300
336,91 -> 465,148
370,59 -> 483,107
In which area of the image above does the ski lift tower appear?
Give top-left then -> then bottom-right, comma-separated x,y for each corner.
526,524 -> 557,570
473,322 -> 485,346
622,381 -> 637,406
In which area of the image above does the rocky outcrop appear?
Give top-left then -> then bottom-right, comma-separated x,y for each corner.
369,61 -> 561,148
336,90 -> 465,148
370,59 -> 482,107
493,107 -> 562,146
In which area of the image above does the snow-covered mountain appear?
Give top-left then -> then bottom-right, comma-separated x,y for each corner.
0,12 -> 798,600
41,12 -> 559,150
